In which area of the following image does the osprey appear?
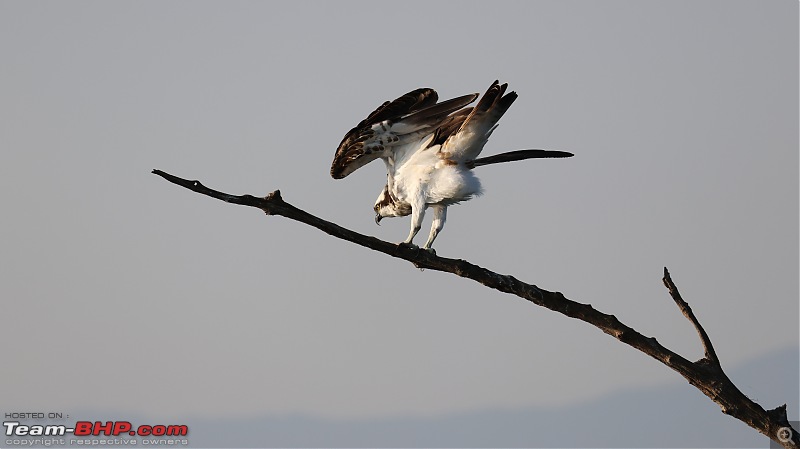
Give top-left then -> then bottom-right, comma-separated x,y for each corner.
330,81 -> 572,252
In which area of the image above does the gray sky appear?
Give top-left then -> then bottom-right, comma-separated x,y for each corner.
1,1 -> 797,447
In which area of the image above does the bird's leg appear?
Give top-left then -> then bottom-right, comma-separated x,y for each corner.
422,205 -> 447,253
401,204 -> 424,247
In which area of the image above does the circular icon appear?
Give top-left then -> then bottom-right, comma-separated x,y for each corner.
776,427 -> 793,443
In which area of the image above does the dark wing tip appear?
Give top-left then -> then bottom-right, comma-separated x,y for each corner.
468,149 -> 574,168
548,150 -> 574,158
330,165 -> 345,179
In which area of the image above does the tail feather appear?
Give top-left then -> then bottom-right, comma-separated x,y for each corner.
468,149 -> 573,168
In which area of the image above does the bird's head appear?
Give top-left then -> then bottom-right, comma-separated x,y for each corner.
373,184 -> 411,225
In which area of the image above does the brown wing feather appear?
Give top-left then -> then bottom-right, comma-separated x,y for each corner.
331,88 -> 478,179
358,88 -> 438,129
441,80 -> 518,161
455,80 -> 506,135
428,108 -> 472,148
330,88 -> 438,179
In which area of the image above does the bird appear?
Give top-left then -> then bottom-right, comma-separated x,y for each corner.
330,81 -> 572,253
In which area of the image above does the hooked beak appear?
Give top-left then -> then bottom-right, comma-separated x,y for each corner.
374,213 -> 382,225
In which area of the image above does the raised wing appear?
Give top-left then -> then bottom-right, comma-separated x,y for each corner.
426,107 -> 472,149
330,88 -> 478,179
440,80 -> 517,162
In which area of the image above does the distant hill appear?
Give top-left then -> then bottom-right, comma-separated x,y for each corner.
186,345 -> 797,447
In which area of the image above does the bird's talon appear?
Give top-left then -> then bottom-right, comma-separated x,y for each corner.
398,242 -> 419,251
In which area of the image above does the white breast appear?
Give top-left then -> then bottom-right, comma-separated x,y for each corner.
391,146 -> 483,208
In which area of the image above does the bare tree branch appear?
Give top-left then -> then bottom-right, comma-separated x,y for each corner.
663,267 -> 719,365
152,168 -> 798,448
